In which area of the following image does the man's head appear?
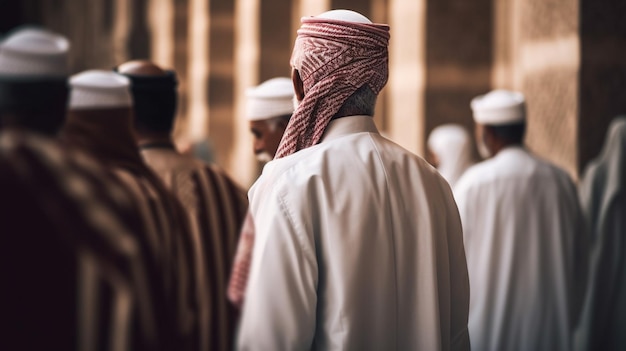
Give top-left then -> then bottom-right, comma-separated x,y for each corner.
116,60 -> 178,139
68,70 -> 132,111
246,77 -> 294,161
427,124 -> 472,169
470,89 -> 526,158
278,9 -> 390,158
0,27 -> 70,135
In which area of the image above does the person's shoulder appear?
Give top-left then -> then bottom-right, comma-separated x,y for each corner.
527,152 -> 576,186
454,158 -> 498,191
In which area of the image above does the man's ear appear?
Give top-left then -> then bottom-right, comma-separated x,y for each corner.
292,68 -> 305,101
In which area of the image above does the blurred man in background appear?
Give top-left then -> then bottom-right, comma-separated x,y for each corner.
454,89 -> 588,351
0,27 -> 157,351
575,116 -> 626,351
246,77 -> 294,162
427,124 -> 474,188
227,77 -> 294,309
118,60 -> 249,351
237,9 -> 470,350
61,70 -> 203,351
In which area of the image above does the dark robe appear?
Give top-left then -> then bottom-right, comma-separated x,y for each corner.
0,130 -> 157,351
61,108 -> 205,351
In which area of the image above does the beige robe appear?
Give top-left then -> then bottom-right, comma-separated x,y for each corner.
237,116 -> 470,351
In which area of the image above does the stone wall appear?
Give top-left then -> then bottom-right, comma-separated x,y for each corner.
493,0 -> 580,178
3,0 -> 625,185
424,0 -> 493,159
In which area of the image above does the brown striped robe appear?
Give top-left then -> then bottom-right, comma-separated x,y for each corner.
141,144 -> 248,351
0,131 -> 158,351
61,108 -> 206,351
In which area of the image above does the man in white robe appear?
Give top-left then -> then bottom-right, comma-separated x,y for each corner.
237,9 -> 470,351
575,116 -> 626,351
454,89 -> 588,351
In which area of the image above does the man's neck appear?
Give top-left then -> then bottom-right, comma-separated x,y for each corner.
491,141 -> 523,156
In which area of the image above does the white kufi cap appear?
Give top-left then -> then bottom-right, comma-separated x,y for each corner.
246,77 -> 294,121
471,89 -> 525,125
316,9 -> 373,23
69,70 -> 132,110
0,27 -> 70,76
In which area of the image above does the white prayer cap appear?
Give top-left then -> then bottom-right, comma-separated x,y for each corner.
471,89 -> 526,125
427,124 -> 473,187
428,124 -> 471,154
0,27 -> 70,76
69,70 -> 132,110
246,77 -> 294,121
316,9 -> 373,24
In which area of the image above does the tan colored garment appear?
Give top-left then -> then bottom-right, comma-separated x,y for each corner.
141,145 -> 248,351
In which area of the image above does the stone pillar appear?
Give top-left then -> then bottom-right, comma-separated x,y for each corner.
423,0 -> 493,159
231,0 -> 260,187
185,0 -> 209,145
259,0 -> 294,81
494,0 -> 580,177
147,0 -> 174,68
170,0 -> 190,145
205,0 -> 236,170
387,0 -> 426,155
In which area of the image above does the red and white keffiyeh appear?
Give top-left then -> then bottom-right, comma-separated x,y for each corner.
275,16 -> 390,158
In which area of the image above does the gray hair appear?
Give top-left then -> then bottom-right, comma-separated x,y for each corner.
333,85 -> 377,118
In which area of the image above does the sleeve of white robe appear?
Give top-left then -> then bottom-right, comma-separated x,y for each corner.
237,179 -> 318,351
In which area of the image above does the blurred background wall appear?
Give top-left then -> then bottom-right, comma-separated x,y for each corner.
1,0 -> 624,187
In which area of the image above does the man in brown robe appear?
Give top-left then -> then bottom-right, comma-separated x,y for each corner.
61,70 -> 206,351
0,27 -> 157,351
117,60 -> 248,351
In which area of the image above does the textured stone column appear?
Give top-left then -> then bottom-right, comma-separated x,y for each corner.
495,0 -> 580,177
205,0 -> 236,169
387,0 -> 426,155
259,0 -> 294,81
170,0 -> 190,143
186,0 -> 209,144
231,0 -> 260,187
423,0 -> 493,159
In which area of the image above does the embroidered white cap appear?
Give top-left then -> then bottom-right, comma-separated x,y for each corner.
0,27 -> 70,76
316,10 -> 373,24
69,70 -> 132,110
246,77 -> 294,121
471,89 -> 526,125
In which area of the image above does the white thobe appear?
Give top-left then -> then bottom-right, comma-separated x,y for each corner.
574,117 -> 626,351
454,146 -> 588,351
237,115 -> 470,351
